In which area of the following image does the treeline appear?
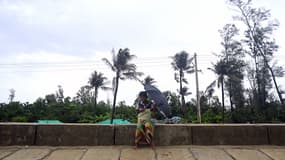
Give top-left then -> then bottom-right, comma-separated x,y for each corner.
0,99 -> 136,123
1,91 -> 285,123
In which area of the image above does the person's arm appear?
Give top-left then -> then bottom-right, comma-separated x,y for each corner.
150,101 -> 158,112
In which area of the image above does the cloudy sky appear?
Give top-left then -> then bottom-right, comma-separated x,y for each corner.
0,0 -> 284,105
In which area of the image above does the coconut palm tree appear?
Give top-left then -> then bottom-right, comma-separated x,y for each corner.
209,58 -> 243,121
102,48 -> 143,124
88,71 -> 110,114
171,51 -> 194,113
208,59 -> 228,123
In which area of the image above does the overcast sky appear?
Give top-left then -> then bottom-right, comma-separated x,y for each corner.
0,0 -> 284,105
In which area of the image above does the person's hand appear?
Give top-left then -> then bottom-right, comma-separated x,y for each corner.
151,104 -> 158,112
138,108 -> 145,113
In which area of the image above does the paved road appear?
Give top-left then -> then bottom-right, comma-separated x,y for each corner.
0,146 -> 284,160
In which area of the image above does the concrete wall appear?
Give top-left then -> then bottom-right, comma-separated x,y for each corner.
0,123 -> 36,145
267,125 -> 285,145
1,123 -> 285,146
192,125 -> 268,145
114,124 -> 192,146
36,124 -> 114,146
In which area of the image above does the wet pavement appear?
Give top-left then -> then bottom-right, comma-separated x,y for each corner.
1,145 -> 285,160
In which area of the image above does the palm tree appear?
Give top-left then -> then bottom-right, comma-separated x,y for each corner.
171,51 -> 194,113
88,71 -> 110,114
102,48 -> 143,124
180,86 -> 192,102
219,24 -> 244,111
208,59 -> 228,123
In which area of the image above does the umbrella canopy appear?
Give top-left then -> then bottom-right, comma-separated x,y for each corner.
144,84 -> 170,117
97,119 -> 131,124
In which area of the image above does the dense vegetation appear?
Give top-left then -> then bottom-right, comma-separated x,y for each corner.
1,0 -> 285,123
1,93 -> 285,123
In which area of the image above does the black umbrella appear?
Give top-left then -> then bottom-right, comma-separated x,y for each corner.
144,84 -> 170,117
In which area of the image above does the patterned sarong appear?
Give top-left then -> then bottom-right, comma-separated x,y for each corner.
135,119 -> 154,145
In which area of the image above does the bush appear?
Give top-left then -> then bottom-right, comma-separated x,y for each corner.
11,116 -> 28,122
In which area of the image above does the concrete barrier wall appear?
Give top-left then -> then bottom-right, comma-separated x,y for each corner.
267,125 -> 285,145
154,124 -> 192,146
36,124 -> 114,146
0,123 -> 36,145
192,125 -> 268,145
0,123 -> 285,146
114,124 -> 192,146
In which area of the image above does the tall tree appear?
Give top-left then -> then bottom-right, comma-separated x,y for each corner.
45,94 -> 57,104
102,48 -> 143,124
74,85 -> 94,104
209,56 -> 245,122
219,24 -> 245,111
228,0 -> 284,104
56,85 -> 64,103
8,88 -> 15,103
88,71 -> 110,114
171,51 -> 194,113
208,60 -> 228,123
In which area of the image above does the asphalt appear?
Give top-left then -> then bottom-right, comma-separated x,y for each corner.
0,145 -> 285,160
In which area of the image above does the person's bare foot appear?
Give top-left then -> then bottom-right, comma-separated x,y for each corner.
151,141 -> 155,150
134,144 -> 138,149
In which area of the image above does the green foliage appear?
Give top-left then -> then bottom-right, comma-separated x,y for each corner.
11,116 -> 28,122
114,101 -> 137,123
0,94 -> 285,124
79,112 -> 97,123
202,109 -> 222,123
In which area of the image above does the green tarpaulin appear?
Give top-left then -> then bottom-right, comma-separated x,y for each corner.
97,119 -> 131,124
37,120 -> 63,124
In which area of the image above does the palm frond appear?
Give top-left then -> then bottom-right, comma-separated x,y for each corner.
112,77 -> 116,93
207,67 -> 216,73
182,78 -> 188,84
122,71 -> 143,80
181,86 -> 191,96
174,72 -> 179,83
102,58 -> 116,71
188,56 -> 194,64
101,86 -> 112,91
186,69 -> 195,74
122,63 -> 136,71
206,80 -> 217,92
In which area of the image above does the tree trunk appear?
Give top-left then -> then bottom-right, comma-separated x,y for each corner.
94,88 -> 98,115
254,56 -> 263,109
94,88 -> 98,106
179,70 -> 185,114
111,73 -> 120,124
267,64 -> 284,104
229,81 -> 233,112
221,76 -> 225,123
